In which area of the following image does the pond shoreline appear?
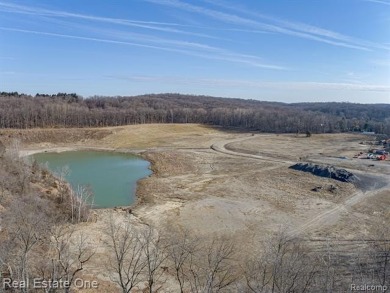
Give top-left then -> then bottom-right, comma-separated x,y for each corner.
27,147 -> 153,209
20,146 -> 146,157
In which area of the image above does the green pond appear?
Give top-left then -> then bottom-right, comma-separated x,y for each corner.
33,151 -> 152,208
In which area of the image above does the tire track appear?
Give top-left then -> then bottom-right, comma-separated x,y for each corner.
210,135 -> 390,237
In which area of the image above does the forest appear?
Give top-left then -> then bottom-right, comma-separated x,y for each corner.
1,92 -> 389,135
0,92 -> 389,291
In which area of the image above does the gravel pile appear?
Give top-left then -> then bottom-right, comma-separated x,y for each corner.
290,163 -> 358,183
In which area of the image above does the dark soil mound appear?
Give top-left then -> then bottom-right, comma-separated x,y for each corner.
290,163 -> 358,183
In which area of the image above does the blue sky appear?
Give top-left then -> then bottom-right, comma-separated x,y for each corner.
0,0 -> 389,103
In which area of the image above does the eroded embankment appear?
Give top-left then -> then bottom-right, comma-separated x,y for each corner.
0,128 -> 114,145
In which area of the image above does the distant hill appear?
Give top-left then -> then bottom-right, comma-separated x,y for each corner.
1,92 -> 389,135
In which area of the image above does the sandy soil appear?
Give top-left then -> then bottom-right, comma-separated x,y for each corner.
10,124 -> 388,239
5,124 -> 389,292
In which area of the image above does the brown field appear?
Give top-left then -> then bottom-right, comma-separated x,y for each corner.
5,124 -> 389,291
7,124 -> 388,239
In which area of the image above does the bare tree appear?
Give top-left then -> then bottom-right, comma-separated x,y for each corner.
369,226 -> 390,288
41,226 -> 95,293
73,185 -> 93,223
104,214 -> 146,293
0,138 -> 97,293
187,237 -> 237,293
244,252 -> 272,293
141,226 -> 168,293
51,166 -> 93,223
54,165 -> 71,204
0,234 -> 13,293
314,238 -> 338,293
243,231 -> 317,293
2,196 -> 51,293
0,168 -> 9,202
165,228 -> 198,293
2,92 -> 390,135
2,139 -> 31,196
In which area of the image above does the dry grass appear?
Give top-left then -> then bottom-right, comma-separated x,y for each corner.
317,189 -> 390,239
353,190 -> 390,222
10,124 -> 389,292
2,124 -> 230,151
226,133 -> 369,161
98,124 -> 222,149
13,125 -> 388,241
142,151 -> 198,177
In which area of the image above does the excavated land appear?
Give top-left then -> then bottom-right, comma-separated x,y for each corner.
4,125 -> 388,239
2,124 -> 389,291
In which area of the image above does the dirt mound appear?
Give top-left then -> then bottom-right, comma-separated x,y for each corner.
290,163 -> 358,183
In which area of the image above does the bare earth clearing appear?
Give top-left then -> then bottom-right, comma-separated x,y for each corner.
4,124 -> 389,291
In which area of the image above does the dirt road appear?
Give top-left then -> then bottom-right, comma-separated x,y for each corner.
210,134 -> 390,237
211,135 -> 296,165
14,125 -> 389,241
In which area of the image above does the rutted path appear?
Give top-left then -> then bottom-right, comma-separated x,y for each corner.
211,135 -> 296,165
289,185 -> 389,237
210,135 -> 390,237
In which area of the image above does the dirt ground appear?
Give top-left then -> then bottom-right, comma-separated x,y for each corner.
5,124 -> 389,291
9,124 -> 389,238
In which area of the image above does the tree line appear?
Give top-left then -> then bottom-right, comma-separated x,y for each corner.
1,92 -> 389,135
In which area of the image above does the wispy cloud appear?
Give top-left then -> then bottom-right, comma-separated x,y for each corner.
364,0 -> 390,5
0,1 -> 273,42
0,26 -> 179,50
0,1 -> 217,39
0,26 -> 286,70
0,1 -> 289,70
144,0 -> 388,51
206,0 -> 389,50
0,71 -> 15,75
107,75 -> 390,92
